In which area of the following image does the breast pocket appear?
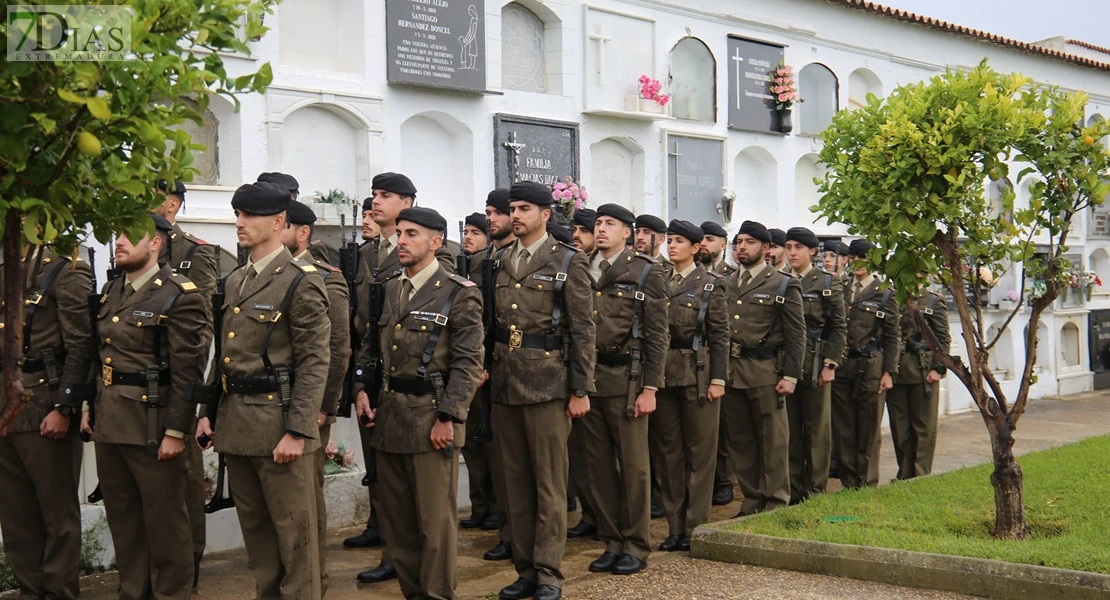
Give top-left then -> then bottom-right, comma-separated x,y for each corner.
122,311 -> 160,352
523,276 -> 555,319
236,306 -> 282,353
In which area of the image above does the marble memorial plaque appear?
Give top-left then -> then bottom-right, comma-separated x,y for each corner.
386,0 -> 486,93
667,134 -> 724,224
494,115 -> 579,188
727,36 -> 785,133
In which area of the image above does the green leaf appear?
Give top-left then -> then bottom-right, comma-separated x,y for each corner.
86,96 -> 111,121
115,180 -> 146,196
57,88 -> 86,104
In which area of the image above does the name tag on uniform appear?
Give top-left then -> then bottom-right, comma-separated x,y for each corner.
252,304 -> 275,310
133,310 -> 155,318
802,293 -> 821,300
686,293 -> 697,298
533,274 -> 554,282
613,283 -> 633,291
410,311 -> 449,326
753,293 -> 772,300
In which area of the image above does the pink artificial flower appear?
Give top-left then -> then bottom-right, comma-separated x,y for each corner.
580,190 -> 589,201
325,440 -> 338,459
554,182 -> 566,191
574,199 -> 584,209
563,190 -> 574,200
659,95 -> 669,106
551,191 -> 560,200
341,449 -> 356,468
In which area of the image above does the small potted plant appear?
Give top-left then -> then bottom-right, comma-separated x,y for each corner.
311,189 -> 355,221
769,63 -> 802,133
999,289 -> 1020,311
626,74 -> 670,114
323,440 -> 358,476
551,176 -> 588,223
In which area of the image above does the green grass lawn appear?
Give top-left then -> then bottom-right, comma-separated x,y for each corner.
731,434 -> 1110,574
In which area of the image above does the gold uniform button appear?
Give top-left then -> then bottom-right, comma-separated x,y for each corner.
104,357 -> 112,365
228,332 -> 235,339
510,325 -> 517,330
545,351 -> 551,356
112,316 -> 120,323
593,310 -> 598,316
420,325 -> 427,331
596,292 -> 602,297
511,303 -> 518,309
0,322 -> 4,329
686,303 -> 692,307
141,395 -> 147,401
268,395 -> 274,401
233,307 -> 240,314
38,378 -> 45,384
395,324 -> 402,330
734,315 -> 740,320
617,292 -> 623,297
515,283 -> 521,289
537,284 -> 543,290
390,366 -> 396,373
736,300 -> 742,305
105,338 -> 112,344
258,314 -> 265,321
223,357 -> 231,364
136,321 -> 142,326
392,345 -> 398,351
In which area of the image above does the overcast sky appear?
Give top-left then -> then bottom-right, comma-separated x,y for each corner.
872,0 -> 1108,47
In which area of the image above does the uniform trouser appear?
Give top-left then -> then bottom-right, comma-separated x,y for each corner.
831,376 -> 885,488
377,449 -> 459,600
721,387 -> 791,514
314,425 -> 332,596
582,395 -> 651,560
492,400 -> 571,588
714,419 -> 732,490
184,432 -> 206,573
886,381 -> 940,479
788,381 -> 832,502
358,421 -> 393,565
487,427 -> 512,544
650,386 -> 719,536
0,427 -> 82,600
462,393 -> 495,518
95,441 -> 193,600
567,418 -> 597,525
226,453 -> 320,600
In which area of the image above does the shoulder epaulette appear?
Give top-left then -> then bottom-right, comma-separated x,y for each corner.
166,273 -> 199,292
296,262 -> 318,273
448,273 -> 476,287
556,240 -> 579,253
631,251 -> 657,264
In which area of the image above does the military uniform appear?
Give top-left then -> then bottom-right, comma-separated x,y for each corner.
711,257 -> 737,277
351,236 -> 455,550
584,247 -> 668,563
90,264 -> 211,600
208,247 -> 331,600
461,251 -> 497,525
788,265 -> 847,503
831,275 -> 900,488
0,249 -> 95,600
651,264 -> 729,539
490,233 -> 596,590
708,256 -> 736,497
358,261 -> 483,599
294,249 -> 351,596
720,261 -> 805,514
160,221 -> 219,580
888,292 -> 950,479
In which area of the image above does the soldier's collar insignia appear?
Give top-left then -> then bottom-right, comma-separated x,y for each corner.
435,280 -> 441,287
154,278 -> 163,286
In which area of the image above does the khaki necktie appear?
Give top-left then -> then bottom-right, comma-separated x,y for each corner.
239,266 -> 257,295
739,270 -> 752,289
122,282 -> 136,301
378,239 -> 391,267
399,279 -> 414,312
515,248 -> 530,272
669,272 -> 683,292
851,281 -> 862,304
596,259 -> 610,282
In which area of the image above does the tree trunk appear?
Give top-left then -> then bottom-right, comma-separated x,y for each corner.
989,418 -> 1028,539
0,210 -> 29,435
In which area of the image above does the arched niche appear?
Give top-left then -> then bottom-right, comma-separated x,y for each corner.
590,137 -> 645,214
794,153 -> 827,228
400,112 -> 474,219
734,146 -> 778,226
799,63 -> 839,135
1024,320 -> 1052,373
1090,248 -> 1110,293
281,106 -> 360,201
986,324 -> 1015,380
669,37 -> 716,122
500,0 -> 564,94
1060,322 -> 1082,368
279,0 -> 364,74
848,68 -> 882,110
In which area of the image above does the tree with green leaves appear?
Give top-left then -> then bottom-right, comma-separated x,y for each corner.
0,0 -> 276,433
814,60 -> 1110,539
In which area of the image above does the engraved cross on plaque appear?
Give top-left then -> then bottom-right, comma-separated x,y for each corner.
731,47 -> 745,110
669,141 -> 683,209
589,23 -> 612,85
503,131 -> 527,182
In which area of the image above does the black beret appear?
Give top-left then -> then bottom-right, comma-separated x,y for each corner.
736,220 -> 771,244
572,209 -> 597,230
464,212 -> 488,233
257,172 -> 299,194
372,172 -> 417,198
547,223 -> 573,244
700,221 -> 728,238
286,200 -> 317,226
486,188 -> 511,214
768,228 -> 787,246
848,239 -> 876,257
509,181 -> 553,206
595,204 -> 634,226
823,240 -> 850,256
231,182 -> 291,216
636,214 -> 667,234
667,219 -> 704,244
396,207 -> 446,232
785,227 -> 820,249
362,196 -> 374,211
157,179 -> 187,196
149,213 -> 173,233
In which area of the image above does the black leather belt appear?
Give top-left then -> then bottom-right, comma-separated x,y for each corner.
221,374 -> 294,394
597,352 -> 632,367
384,375 -> 447,396
670,337 -> 694,350
847,342 -> 881,358
102,368 -> 170,388
906,342 -> 928,353
3,347 -> 67,373
494,328 -> 563,351
731,343 -> 779,360
805,327 -> 825,341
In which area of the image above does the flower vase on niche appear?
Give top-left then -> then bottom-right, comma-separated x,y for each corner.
776,108 -> 793,134
769,63 -> 801,134
631,74 -> 669,115
551,177 -> 588,227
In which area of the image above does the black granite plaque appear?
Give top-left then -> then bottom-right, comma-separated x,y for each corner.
1090,309 -> 1110,389
1091,204 -> 1110,239
493,115 -> 579,189
667,134 -> 724,224
727,36 -> 785,133
386,0 -> 486,93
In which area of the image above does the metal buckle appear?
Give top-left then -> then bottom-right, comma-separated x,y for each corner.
555,272 -> 567,282
221,375 -> 228,393
775,295 -> 785,304
730,343 -> 742,359
178,260 -> 192,270
434,314 -> 448,326
272,311 -> 282,322
102,365 -> 113,387
704,284 -> 714,291
381,372 -> 390,391
876,311 -> 886,319
25,292 -> 43,305
634,291 -> 646,301
924,308 -> 934,315
822,289 -> 832,297
509,329 -> 523,350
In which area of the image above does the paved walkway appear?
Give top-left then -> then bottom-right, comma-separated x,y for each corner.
21,391 -> 1110,600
